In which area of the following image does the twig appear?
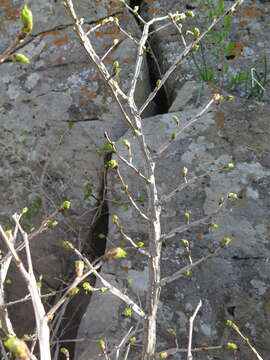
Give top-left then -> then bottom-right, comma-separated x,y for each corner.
154,98 -> 214,157
227,321 -> 264,360
139,0 -> 246,115
104,132 -> 150,184
161,247 -> 221,286
187,300 -> 202,360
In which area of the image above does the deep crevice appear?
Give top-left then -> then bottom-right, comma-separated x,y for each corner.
129,0 -> 169,114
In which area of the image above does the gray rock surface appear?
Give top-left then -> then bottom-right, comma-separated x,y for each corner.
141,0 -> 270,103
0,0 -> 153,335
1,0 -> 270,359
77,86 -> 270,359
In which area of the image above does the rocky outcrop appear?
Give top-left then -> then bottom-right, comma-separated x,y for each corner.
0,0 -> 153,336
76,83 -> 270,359
1,1 -> 270,359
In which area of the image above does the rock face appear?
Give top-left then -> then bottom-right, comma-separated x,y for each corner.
140,0 -> 270,103
1,0 -> 270,359
0,0 -> 153,336
76,84 -> 270,359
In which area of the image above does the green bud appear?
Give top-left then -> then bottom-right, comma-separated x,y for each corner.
171,115 -> 180,125
113,61 -> 119,68
129,337 -> 136,343
106,160 -> 118,169
99,287 -> 106,292
191,44 -> 200,51
185,10 -> 195,17
159,352 -> 168,359
183,270 -> 191,276
184,212 -> 190,220
209,223 -> 219,230
97,339 -> 106,351
214,93 -> 224,102
224,342 -> 238,350
21,5 -> 33,34
61,241 -> 74,250
228,192 -> 238,199
68,287 -> 79,297
181,239 -> 189,247
166,328 -> 176,336
123,307 -> 132,317
4,335 -> 30,360
60,347 -> 70,357
82,282 -> 93,292
126,279 -> 133,286
121,139 -> 130,148
22,207 -> 28,214
105,247 -> 127,260
60,200 -> 71,211
112,215 -> 118,224
137,241 -> 144,248
171,132 -> 177,139
156,79 -> 161,86
226,320 -> 234,327
12,53 -> 30,64
220,237 -> 233,248
226,162 -> 235,169
103,142 -> 114,152
193,27 -> 200,39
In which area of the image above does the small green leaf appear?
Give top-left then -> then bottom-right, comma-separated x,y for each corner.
12,53 -> 30,64
21,5 -> 33,34
123,307 -> 132,317
224,342 -> 238,350
82,282 -> 93,292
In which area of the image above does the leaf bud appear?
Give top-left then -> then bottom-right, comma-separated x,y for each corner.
106,160 -> 118,169
68,287 -> 79,297
224,342 -> 238,350
123,307 -> 132,317
105,247 -> 127,260
21,5 -> 33,34
12,53 -> 30,64
159,352 -> 168,358
4,335 -> 30,360
220,237 -> 233,248
228,192 -> 238,199
193,27 -> 200,39
60,200 -> 71,211
181,239 -> 189,247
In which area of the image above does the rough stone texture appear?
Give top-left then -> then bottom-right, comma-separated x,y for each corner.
1,0 -> 270,359
141,0 -> 270,103
77,84 -> 270,359
0,0 -> 154,336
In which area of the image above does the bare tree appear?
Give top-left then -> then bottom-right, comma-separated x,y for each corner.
2,1 -> 265,360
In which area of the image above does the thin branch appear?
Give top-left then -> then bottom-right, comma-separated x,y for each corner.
187,300 -> 202,360
228,321 -> 264,360
161,163 -> 233,203
161,247 -> 221,286
154,98 -> 214,157
113,221 -> 150,258
104,132 -> 150,184
139,0 -> 246,115
69,246 -> 146,319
